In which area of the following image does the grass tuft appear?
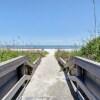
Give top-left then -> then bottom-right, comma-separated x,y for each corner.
0,49 -> 48,62
55,36 -> 100,62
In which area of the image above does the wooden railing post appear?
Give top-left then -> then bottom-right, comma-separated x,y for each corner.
58,57 -> 100,100
17,64 -> 25,80
76,66 -> 81,77
0,56 -> 41,99
76,65 -> 84,82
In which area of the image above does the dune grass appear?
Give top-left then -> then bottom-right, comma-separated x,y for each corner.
55,49 -> 77,61
0,49 -> 48,62
78,36 -> 100,62
55,36 -> 100,62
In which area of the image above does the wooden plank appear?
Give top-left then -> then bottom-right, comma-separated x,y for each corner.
2,75 -> 31,100
26,58 -> 41,75
58,57 -> 100,99
27,58 -> 41,68
68,75 -> 98,100
0,56 -> 27,70
0,56 -> 40,99
59,57 -> 100,78
70,81 -> 85,100
16,86 -> 26,100
75,56 -> 100,78
84,76 -> 100,99
58,58 -> 66,67
33,58 -> 41,65
0,70 -> 17,88
0,56 -> 40,78
0,56 -> 28,78
59,57 -> 75,68
16,76 -> 31,100
84,70 -> 100,86
0,75 -> 18,99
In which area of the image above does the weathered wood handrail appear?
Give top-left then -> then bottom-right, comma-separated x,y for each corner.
68,76 -> 97,100
0,56 -> 41,99
2,75 -> 31,100
58,57 -> 100,100
59,56 -> 100,78
0,56 -> 27,78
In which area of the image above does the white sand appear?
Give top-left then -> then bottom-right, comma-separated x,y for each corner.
0,48 -> 78,52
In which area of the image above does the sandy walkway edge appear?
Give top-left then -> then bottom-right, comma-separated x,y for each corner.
22,49 -> 74,100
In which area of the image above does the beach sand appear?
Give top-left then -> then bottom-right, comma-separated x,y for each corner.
8,48 -> 79,52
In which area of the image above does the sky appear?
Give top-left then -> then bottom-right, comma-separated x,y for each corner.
0,0 -> 100,45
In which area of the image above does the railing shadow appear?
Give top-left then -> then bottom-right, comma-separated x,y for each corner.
64,71 -> 78,100
58,61 -> 78,100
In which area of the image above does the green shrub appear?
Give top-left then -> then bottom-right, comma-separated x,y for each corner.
0,49 -> 48,62
55,49 -> 77,61
78,36 -> 100,62
55,36 -> 100,62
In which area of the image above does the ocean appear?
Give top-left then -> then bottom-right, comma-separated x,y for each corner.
0,45 -> 81,49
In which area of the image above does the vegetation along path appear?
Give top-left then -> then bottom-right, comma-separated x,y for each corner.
22,50 -> 74,100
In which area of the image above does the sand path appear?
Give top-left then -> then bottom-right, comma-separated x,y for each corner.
22,49 -> 74,100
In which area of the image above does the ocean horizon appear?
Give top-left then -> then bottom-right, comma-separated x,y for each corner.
0,45 -> 81,49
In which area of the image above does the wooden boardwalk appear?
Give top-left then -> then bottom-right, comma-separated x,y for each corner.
1,50 -> 100,99
22,50 -> 74,100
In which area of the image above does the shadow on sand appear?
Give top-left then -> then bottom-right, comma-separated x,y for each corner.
58,61 -> 78,100
64,71 -> 78,100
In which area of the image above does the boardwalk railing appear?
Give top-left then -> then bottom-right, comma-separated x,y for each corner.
0,56 -> 41,100
58,57 -> 100,100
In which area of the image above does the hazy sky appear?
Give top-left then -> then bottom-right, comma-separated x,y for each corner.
0,0 -> 100,45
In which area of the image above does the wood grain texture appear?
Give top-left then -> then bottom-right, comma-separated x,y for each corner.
2,75 -> 31,100
59,56 -> 100,100
0,56 -> 40,99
